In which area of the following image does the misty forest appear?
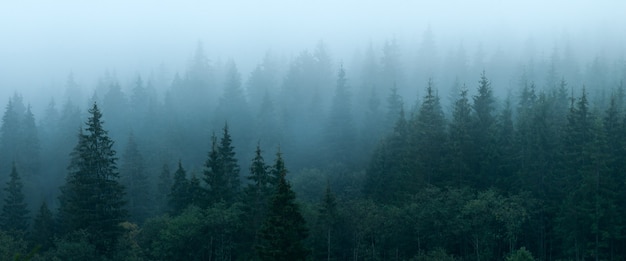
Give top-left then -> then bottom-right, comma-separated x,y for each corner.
2,2 -> 626,261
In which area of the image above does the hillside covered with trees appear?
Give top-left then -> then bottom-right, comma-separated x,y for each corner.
0,27 -> 626,260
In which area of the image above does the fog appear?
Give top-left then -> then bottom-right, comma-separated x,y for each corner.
2,1 -> 626,259
2,0 -> 624,112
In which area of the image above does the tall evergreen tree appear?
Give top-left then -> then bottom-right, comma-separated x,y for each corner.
156,163 -> 172,214
447,85 -> 474,187
325,65 -> 356,165
312,183 -> 340,261
168,160 -> 190,215
204,124 -> 240,206
31,201 -> 54,251
257,151 -> 309,261
120,133 -> 151,223
471,71 -> 498,187
57,103 -> 127,256
1,162 -> 29,236
410,79 -> 447,186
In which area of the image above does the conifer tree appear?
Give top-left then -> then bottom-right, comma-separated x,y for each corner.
447,85 -> 474,187
204,124 -> 240,206
31,201 -> 54,250
325,65 -> 355,165
156,163 -> 172,214
471,71 -> 498,187
168,161 -> 190,215
411,79 -> 447,186
120,133 -> 151,223
57,103 -> 126,256
241,144 -> 274,254
257,151 -> 309,261
1,162 -> 29,235
313,183 -> 340,261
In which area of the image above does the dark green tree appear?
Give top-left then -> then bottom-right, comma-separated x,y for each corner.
312,183 -> 341,261
204,124 -> 240,206
156,163 -> 172,214
410,79 -> 447,186
256,151 -> 309,261
120,133 -> 151,223
471,71 -> 498,188
168,161 -> 190,215
1,162 -> 29,236
57,103 -> 126,256
31,201 -> 54,251
446,85 -> 474,187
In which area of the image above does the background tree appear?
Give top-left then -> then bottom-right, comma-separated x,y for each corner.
120,133 -> 151,223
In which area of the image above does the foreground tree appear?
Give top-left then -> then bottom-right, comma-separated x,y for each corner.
256,151 -> 309,261
57,103 -> 127,257
1,162 -> 29,236
203,124 -> 240,206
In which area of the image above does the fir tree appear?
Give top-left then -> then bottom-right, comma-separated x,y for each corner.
313,183 -> 340,261
120,133 -> 151,223
325,65 -> 355,165
168,160 -> 190,215
31,201 -> 54,251
1,162 -> 29,236
204,124 -> 240,206
447,85 -> 474,187
156,163 -> 172,214
411,79 -> 447,186
241,144 -> 273,254
57,103 -> 126,256
256,151 -> 309,261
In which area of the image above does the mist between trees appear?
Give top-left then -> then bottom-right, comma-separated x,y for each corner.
0,33 -> 625,260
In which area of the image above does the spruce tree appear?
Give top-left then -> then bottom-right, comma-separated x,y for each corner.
313,183 -> 340,261
447,85 -> 474,187
168,160 -> 190,215
411,79 -> 447,186
57,103 -> 126,256
204,124 -> 240,206
120,133 -> 151,223
1,162 -> 29,235
257,151 -> 309,261
156,163 -> 172,214
241,144 -> 273,254
31,201 -> 54,251
325,65 -> 355,165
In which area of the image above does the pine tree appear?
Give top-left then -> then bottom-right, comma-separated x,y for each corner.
241,144 -> 273,250
447,85 -> 474,187
411,79 -> 447,186
156,163 -> 172,214
325,65 -> 356,165
120,133 -> 151,223
57,103 -> 127,256
313,183 -> 340,261
257,151 -> 309,261
1,162 -> 29,236
471,71 -> 498,187
168,160 -> 190,215
204,124 -> 240,206
31,201 -> 54,250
